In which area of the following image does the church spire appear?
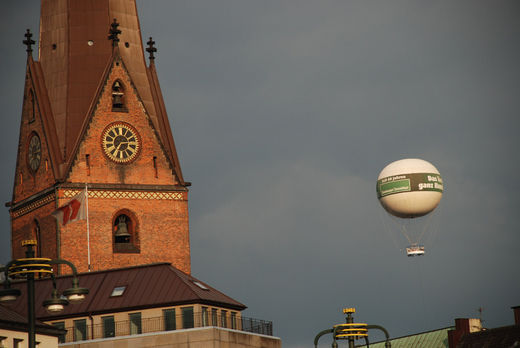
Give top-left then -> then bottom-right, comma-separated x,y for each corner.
11,0 -> 190,274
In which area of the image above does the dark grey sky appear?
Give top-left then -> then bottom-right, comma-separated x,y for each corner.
2,1 -> 520,347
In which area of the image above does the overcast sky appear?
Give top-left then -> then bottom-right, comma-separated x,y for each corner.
1,1 -> 520,347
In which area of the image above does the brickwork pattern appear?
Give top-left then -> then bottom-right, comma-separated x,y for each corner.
61,59 -> 190,274
11,69 -> 60,262
10,192 -> 55,218
13,71 -> 57,203
68,58 -> 178,186
57,192 -> 190,274
62,189 -> 186,201
11,52 -> 191,275
10,200 -> 58,261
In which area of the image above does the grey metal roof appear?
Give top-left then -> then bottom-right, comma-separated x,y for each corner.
457,325 -> 520,348
4,263 -> 246,321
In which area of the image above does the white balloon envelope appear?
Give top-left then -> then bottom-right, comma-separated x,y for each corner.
377,158 -> 444,219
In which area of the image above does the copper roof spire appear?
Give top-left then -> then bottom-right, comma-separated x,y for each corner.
25,0 -> 184,183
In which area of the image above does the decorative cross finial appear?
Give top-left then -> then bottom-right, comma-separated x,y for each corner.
23,29 -> 35,55
108,18 -> 121,47
146,37 -> 157,60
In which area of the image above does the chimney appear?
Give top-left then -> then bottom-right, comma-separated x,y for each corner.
448,318 -> 482,348
513,306 -> 520,325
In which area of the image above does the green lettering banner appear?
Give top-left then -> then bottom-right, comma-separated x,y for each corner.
377,173 -> 443,198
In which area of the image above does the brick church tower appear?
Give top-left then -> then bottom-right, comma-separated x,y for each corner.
8,0 -> 191,274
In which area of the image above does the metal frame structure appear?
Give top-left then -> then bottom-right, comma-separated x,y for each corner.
314,308 -> 391,348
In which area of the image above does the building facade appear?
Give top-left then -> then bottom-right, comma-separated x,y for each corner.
0,304 -> 65,348
6,263 -> 278,346
5,1 -> 281,347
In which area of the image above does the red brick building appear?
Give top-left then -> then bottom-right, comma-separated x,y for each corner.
8,0 -> 190,274
3,3 -> 282,347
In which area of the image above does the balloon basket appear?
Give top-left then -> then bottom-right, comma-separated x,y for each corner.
406,244 -> 425,257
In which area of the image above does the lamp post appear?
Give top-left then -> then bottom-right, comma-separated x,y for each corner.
314,308 -> 391,348
0,240 -> 89,348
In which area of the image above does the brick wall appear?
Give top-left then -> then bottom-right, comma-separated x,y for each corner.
13,71 -> 57,203
11,57 -> 191,274
62,60 -> 191,274
56,188 -> 190,274
10,68 -> 60,262
68,58 -> 178,186
11,199 -> 58,261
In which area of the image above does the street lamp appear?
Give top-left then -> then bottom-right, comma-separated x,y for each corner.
0,240 -> 89,348
314,308 -> 391,348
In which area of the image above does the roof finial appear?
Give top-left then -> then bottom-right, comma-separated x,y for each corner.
108,18 -> 121,47
23,29 -> 35,55
146,37 -> 157,60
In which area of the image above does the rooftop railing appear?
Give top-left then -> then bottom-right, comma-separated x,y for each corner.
56,310 -> 273,343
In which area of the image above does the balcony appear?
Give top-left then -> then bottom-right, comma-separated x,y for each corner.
56,311 -> 273,343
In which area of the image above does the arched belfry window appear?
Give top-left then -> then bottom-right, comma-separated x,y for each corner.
111,80 -> 128,112
113,210 -> 139,253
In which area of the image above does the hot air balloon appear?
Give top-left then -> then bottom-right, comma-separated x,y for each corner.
376,158 -> 444,256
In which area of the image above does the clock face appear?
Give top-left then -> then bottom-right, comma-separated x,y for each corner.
27,133 -> 42,172
101,122 -> 141,163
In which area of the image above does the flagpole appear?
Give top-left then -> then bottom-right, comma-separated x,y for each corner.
85,183 -> 91,272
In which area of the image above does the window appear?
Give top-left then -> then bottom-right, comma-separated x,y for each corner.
114,215 -> 131,244
111,80 -> 127,112
231,312 -> 237,329
202,307 -> 209,327
85,154 -> 91,176
221,310 -> 227,328
29,89 -> 35,123
212,308 -> 218,326
110,286 -> 126,297
193,281 -> 209,290
113,210 -> 140,253
153,156 -> 158,178
163,308 -> 176,331
13,338 -> 23,348
182,307 -> 194,329
129,312 -> 142,335
52,322 -> 66,343
103,316 -> 115,338
73,319 -> 87,341
33,220 -> 41,257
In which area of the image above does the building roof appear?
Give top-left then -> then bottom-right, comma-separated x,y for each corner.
4,263 -> 246,321
357,327 -> 452,348
0,304 -> 65,337
457,325 -> 520,348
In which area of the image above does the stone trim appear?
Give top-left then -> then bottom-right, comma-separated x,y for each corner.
10,192 -> 55,218
62,189 -> 186,201
11,188 -> 186,219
